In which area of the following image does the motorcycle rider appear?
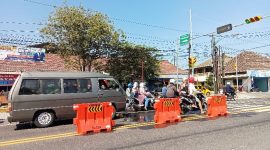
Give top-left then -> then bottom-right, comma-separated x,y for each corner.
225,82 -> 235,97
126,83 -> 133,98
166,79 -> 179,98
138,82 -> 150,110
188,77 -> 204,114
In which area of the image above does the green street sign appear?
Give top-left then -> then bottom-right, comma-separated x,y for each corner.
180,34 -> 190,46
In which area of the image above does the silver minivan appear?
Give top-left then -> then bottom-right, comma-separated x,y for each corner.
7,72 -> 126,127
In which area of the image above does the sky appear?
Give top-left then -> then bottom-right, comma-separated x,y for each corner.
1,0 -> 270,68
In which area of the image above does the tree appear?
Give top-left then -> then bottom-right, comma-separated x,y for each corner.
106,42 -> 160,83
205,75 -> 214,91
40,6 -> 122,71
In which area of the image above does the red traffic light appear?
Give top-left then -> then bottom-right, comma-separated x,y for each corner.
250,18 -> 255,22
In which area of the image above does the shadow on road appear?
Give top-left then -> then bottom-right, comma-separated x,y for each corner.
15,119 -> 73,130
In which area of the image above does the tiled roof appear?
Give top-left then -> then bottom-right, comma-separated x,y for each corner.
159,60 -> 188,75
225,51 -> 270,73
0,54 -> 188,76
0,54 -> 79,72
196,55 -> 233,68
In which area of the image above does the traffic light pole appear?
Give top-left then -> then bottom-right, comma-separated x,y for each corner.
189,8 -> 194,76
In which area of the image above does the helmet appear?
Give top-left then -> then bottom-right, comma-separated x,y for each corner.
169,79 -> 175,84
133,82 -> 138,88
128,83 -> 133,88
188,77 -> 195,83
139,82 -> 145,88
227,82 -> 231,85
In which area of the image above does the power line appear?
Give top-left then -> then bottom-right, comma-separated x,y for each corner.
23,0 -> 57,8
22,0 -> 194,33
0,21 -> 44,25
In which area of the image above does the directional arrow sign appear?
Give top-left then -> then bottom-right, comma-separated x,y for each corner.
180,34 -> 190,46
217,24 -> 233,34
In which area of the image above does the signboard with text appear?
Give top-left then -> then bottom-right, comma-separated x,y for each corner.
217,24 -> 232,34
0,74 -> 19,86
180,34 -> 190,46
0,45 -> 46,62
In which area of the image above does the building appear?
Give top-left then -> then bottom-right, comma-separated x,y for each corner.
148,60 -> 188,91
0,54 -> 78,91
193,55 -> 232,85
224,51 -> 270,92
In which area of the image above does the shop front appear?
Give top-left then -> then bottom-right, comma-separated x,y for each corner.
0,73 -> 20,92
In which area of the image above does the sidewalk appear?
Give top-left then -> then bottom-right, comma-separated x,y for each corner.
236,92 -> 270,99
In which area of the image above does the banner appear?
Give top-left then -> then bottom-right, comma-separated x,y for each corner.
0,74 -> 19,86
0,45 -> 46,62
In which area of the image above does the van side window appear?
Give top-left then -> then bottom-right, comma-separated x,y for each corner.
41,79 -> 61,94
78,79 -> 92,93
19,79 -> 40,95
64,79 -> 78,93
98,79 -> 119,91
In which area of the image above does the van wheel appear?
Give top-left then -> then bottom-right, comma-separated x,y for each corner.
34,111 -> 55,128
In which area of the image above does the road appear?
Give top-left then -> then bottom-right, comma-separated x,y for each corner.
0,98 -> 270,150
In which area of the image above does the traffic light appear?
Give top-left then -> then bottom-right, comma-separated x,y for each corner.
193,57 -> 197,64
188,57 -> 192,66
245,16 -> 262,24
188,57 -> 197,67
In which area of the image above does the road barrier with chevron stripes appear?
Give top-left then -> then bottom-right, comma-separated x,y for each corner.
207,95 -> 229,118
73,102 -> 115,135
154,98 -> 181,125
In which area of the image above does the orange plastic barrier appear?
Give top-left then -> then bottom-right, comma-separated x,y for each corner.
154,98 -> 181,124
207,95 -> 229,118
73,102 -> 115,135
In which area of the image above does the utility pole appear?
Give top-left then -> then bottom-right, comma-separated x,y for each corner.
176,38 -> 180,90
211,35 -> 219,94
189,8 -> 194,76
141,60 -> 144,82
236,55 -> 239,92
222,51 -> 225,85
173,55 -> 176,66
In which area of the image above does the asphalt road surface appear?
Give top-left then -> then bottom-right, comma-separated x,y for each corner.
0,98 -> 270,150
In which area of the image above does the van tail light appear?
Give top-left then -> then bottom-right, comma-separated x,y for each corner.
8,103 -> 12,112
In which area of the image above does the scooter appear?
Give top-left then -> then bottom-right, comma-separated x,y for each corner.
180,91 -> 208,114
126,93 -> 155,111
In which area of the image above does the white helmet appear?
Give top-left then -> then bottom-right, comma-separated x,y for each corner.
139,82 -> 145,88
169,79 -> 175,84
133,82 -> 138,88
227,82 -> 231,85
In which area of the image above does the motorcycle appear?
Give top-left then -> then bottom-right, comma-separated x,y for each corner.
126,92 -> 155,111
180,91 -> 208,114
225,92 -> 236,101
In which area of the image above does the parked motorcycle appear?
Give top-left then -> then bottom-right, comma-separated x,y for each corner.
180,91 -> 208,114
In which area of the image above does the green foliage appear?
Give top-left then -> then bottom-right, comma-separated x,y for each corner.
40,6 -> 122,71
205,75 -> 214,91
40,5 -> 159,82
106,42 -> 160,83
